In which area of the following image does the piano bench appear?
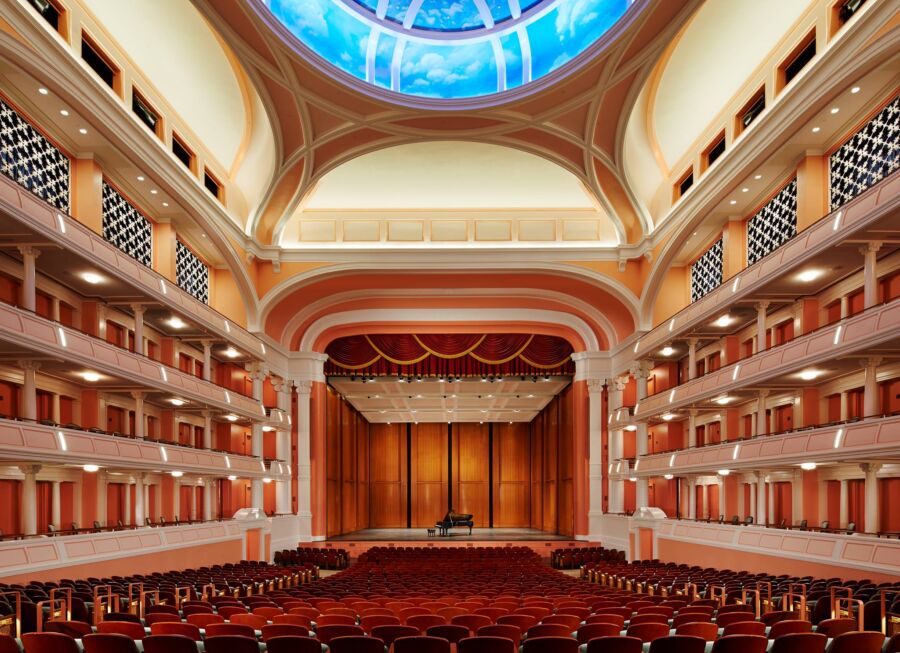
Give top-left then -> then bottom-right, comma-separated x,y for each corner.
427,528 -> 436,537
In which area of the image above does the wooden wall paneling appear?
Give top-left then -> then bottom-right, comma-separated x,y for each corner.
325,387 -> 341,537
411,422 -> 448,528
557,384 -> 575,536
542,396 -> 559,533
453,422 -> 489,527
356,415 -> 369,530
340,399 -> 357,534
530,413 -> 543,529
492,422 -> 531,527
368,423 -> 407,527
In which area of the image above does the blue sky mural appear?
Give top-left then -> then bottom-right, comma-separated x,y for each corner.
266,0 -> 631,100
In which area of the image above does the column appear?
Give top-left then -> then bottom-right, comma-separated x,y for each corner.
840,295 -> 850,319
818,479 -> 827,528
134,474 -> 145,526
756,473 -> 766,525
687,338 -> 698,380
861,243 -> 881,309
792,470 -> 803,527
131,305 -> 145,355
749,482 -> 757,523
51,297 -> 60,322
201,340 -> 213,382
274,379 -> 292,515
718,476 -> 726,520
757,390 -> 769,436
51,480 -> 61,530
203,480 -> 213,521
249,365 -> 266,511
202,411 -> 213,450
839,391 -> 849,421
587,378 -> 604,531
687,477 -> 697,519
17,246 -> 40,312
688,410 -> 698,448
632,362 -> 651,510
123,482 -> 131,526
862,358 -> 882,417
97,473 -> 108,527
767,480 -> 775,526
756,302 -> 770,353
608,376 -> 627,514
296,380 -> 313,535
20,465 -> 40,535
51,393 -> 61,424
190,485 -> 198,522
839,479 -> 849,528
702,485 -> 710,519
18,361 -> 39,421
862,463 -> 881,533
131,392 -> 144,439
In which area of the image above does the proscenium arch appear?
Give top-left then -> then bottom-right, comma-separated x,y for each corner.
262,137 -> 638,246
256,263 -> 642,340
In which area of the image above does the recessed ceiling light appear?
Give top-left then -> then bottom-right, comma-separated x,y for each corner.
798,369 -> 822,381
78,128 -> 87,135
162,202 -> 169,207
222,347 -> 241,358
628,477 -> 638,482
714,314 -> 734,327
169,398 -> 186,406
227,475 -> 237,481
262,477 -> 272,484
717,469 -> 730,476
527,394 -> 534,398
661,413 -> 676,421
663,473 -> 674,480
729,200 -> 737,205
167,316 -> 187,329
754,174 -> 762,180
201,233 -> 207,238
150,189 -> 158,195
38,88 -> 49,95
83,464 -> 99,473
59,109 -> 69,117
660,346 -> 675,357
81,371 -> 101,382
261,426 -> 275,432
171,471 -> 183,478
811,126 -> 821,133
830,107 -> 840,114
81,271 -> 103,284
714,396 -> 733,405
800,462 -> 817,471
742,188 -> 749,193
224,414 -> 238,422
851,86 -> 860,94
137,176 -> 145,182
796,269 -> 823,282
380,410 -> 386,414
411,410 -> 417,414
624,425 -> 638,432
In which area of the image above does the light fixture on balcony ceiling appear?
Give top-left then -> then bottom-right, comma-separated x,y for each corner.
262,477 -> 272,484
170,471 -> 183,477
714,314 -> 735,327
796,269 -> 823,283
227,475 -> 237,481
83,464 -> 99,473
661,346 -> 675,356
714,396 -> 733,405
664,474 -> 674,480
624,425 -> 638,432
167,316 -> 187,329
800,462 -> 817,471
224,414 -> 238,422
222,347 -> 241,358
81,272 -> 103,284
798,369 -> 822,381
661,413 -> 676,421
717,469 -> 730,476
81,371 -> 101,382
169,398 -> 186,406
628,477 -> 638,482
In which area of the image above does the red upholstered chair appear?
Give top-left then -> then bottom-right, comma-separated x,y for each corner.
316,624 -> 365,644
22,632 -> 80,653
585,614 -> 625,628
150,622 -> 201,640
203,635 -> 260,653
272,614 -> 312,628
316,614 -> 356,627
586,636 -> 644,653
44,620 -> 93,637
598,608 -> 633,620
252,607 -> 283,620
722,621 -> 766,637
264,636 -> 323,653
709,634 -> 769,653
769,619 -> 813,639
673,612 -> 712,628
576,622 -> 622,644
370,624 -> 418,646
473,608 -> 509,623
886,634 -> 900,653
290,608 -> 320,620
626,622 -> 670,643
452,614 -> 492,633
144,613 -> 182,626
408,614 -> 448,632
717,605 -> 755,616
230,613 -> 267,629
639,606 -> 674,618
328,635 -> 386,653
142,634 -> 201,653
648,635 -> 707,653
182,605 -> 215,617
426,624 -> 471,644
438,607 -> 468,621
205,623 -> 257,639
515,607 -> 551,620
815,618 -> 857,638
679,607 -> 715,618
629,614 -> 668,626
97,621 -> 146,640
360,614 -> 401,632
676,621 -> 718,641
261,623 -> 311,641
360,608 -> 394,618
557,607 -> 591,621
526,624 -> 572,639
323,608 -> 356,618
457,636 -> 516,653
394,636 -> 452,653
824,631 -> 886,653
522,636 -> 579,653
715,612 -> 757,628
497,614 -> 537,631
770,632 -> 827,653
186,613 -> 224,628
761,611 -> 796,626
541,615 -> 581,630
82,633 -> 140,653
477,624 -> 522,647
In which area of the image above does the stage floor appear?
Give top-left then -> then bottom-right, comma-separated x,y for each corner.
327,528 -> 571,542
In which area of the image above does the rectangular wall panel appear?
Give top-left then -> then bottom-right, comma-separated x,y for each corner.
557,384 -> 575,536
531,413 -> 543,530
453,423 -> 489,527
325,388 -> 341,537
542,396 -> 559,533
492,422 -> 531,527
411,423 -> 448,528
368,423 -> 406,528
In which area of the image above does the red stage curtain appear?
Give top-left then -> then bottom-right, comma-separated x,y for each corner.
324,333 -> 575,377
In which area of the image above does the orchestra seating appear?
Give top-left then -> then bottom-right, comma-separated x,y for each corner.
274,547 -> 349,569
0,549 -> 895,652
551,547 -> 626,569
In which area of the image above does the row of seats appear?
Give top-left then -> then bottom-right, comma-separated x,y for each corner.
551,546 -> 625,569
274,547 -> 349,569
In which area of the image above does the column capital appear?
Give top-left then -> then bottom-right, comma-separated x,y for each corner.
860,462 -> 882,475
287,351 -> 329,384
246,363 -> 269,380
755,301 -> 771,312
629,360 -> 654,379
17,360 -> 41,371
16,245 -> 41,259
687,337 -> 699,347
586,378 -> 605,394
758,389 -> 770,399
295,379 -> 313,395
130,390 -> 144,401
201,410 -> 215,419
861,357 -> 883,369
131,304 -> 147,316
18,464 -> 41,476
859,241 -> 882,255
688,408 -> 699,417
612,376 -> 628,392
200,339 -> 214,350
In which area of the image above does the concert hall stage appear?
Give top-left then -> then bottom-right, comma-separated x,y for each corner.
314,528 -> 585,558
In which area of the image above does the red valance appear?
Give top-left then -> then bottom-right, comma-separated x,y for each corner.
325,333 -> 574,377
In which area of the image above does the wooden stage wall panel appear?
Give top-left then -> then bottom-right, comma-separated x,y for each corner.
532,385 -> 574,536
411,423 -> 448,528
326,387 -> 371,537
492,422 -> 531,527
453,422 -> 489,528
368,423 -> 406,528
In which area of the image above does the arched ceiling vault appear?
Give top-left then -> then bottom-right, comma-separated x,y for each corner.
192,0 -> 700,247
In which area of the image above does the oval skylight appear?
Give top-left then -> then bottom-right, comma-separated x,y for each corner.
265,0 -> 632,100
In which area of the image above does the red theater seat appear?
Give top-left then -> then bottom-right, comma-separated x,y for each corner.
203,635 -> 260,653
426,624 -> 471,644
586,636 -> 643,653
264,636 -> 323,653
316,624 -> 365,644
676,621 -> 718,641
205,623 -> 257,639
770,633 -> 827,653
824,631 -> 886,653
82,633 -> 140,653
150,622 -> 201,640
648,635 -> 707,653
522,636 -> 579,653
96,621 -> 145,640
626,622 -> 670,643
407,614 -> 448,632
394,636 -> 451,653
44,620 -> 93,638
576,622 -> 622,643
261,623 -> 311,640
477,624 -> 522,647
816,619 -> 858,638
709,634 -> 768,653
457,636 -> 516,653
722,622 -> 766,637
142,634 -> 201,653
328,635 -> 385,653
769,620 -> 813,639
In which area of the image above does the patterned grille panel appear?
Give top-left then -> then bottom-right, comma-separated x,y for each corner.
0,98 -> 69,210
747,178 -> 797,266
102,182 -> 152,266
830,95 -> 900,210
177,240 -> 209,304
691,238 -> 723,302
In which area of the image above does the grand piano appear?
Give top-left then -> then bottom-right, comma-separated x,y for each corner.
436,510 -> 474,536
